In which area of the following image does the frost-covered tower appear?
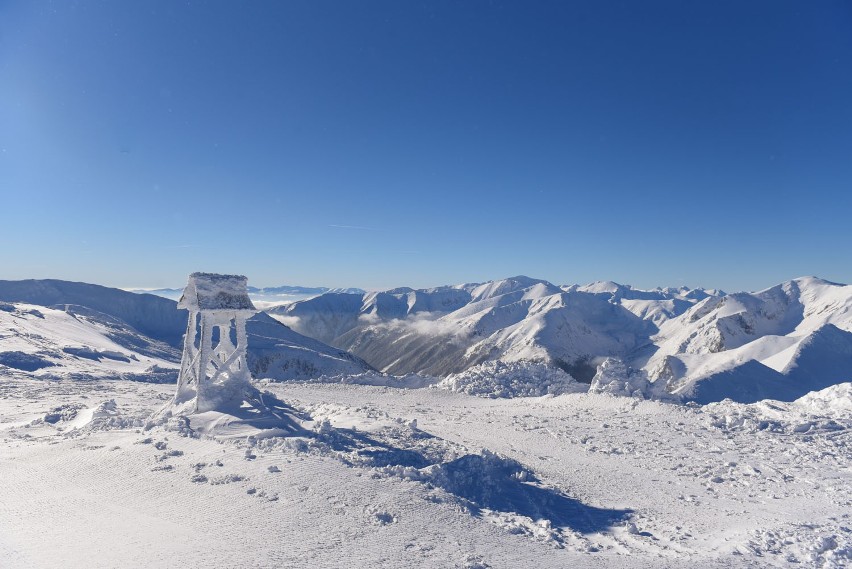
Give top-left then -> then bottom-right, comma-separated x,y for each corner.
174,273 -> 256,413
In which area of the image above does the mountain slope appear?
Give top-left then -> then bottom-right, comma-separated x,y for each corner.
273,276 -> 661,378
0,279 -> 186,348
274,275 -> 852,401
0,280 -> 373,381
644,277 -> 852,401
0,301 -> 180,381
244,312 -> 374,380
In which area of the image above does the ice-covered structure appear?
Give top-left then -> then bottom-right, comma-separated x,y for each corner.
173,273 -> 257,413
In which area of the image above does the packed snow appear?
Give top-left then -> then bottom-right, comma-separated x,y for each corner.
2,376 -> 851,568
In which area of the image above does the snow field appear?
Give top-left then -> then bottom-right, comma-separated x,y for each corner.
275,382 -> 852,568
4,375 -> 849,567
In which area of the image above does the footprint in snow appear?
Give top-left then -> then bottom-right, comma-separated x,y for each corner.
246,488 -> 278,501
210,474 -> 246,485
156,450 -> 183,461
373,512 -> 396,525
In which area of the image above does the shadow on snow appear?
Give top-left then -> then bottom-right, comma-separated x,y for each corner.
319,426 -> 632,534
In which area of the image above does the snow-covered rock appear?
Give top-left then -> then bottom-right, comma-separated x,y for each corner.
793,382 -> 852,418
437,361 -> 586,398
588,358 -> 659,399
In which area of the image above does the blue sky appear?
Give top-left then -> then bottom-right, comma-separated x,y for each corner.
2,1 -> 851,292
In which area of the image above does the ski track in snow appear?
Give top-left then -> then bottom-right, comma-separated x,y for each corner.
2,377 -> 850,568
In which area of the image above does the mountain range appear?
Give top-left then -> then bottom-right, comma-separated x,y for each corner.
271,275 -> 852,402
2,275 -> 851,404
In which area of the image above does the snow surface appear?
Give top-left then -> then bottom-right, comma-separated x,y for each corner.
2,376 -> 850,568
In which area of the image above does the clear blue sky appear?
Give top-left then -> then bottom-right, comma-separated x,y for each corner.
2,1 -> 851,292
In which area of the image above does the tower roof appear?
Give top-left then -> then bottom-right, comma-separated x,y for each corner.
178,272 -> 256,311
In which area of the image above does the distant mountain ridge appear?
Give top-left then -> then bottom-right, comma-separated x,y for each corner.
128,284 -> 366,304
270,275 -> 720,379
271,275 -> 852,402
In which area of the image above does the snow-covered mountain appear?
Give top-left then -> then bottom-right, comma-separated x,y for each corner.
0,301 -> 181,381
570,280 -> 724,325
0,280 -> 373,382
0,279 -> 188,347
645,277 -> 852,402
242,312 -> 373,380
5,275 -> 851,403
271,275 -> 852,402
271,276 -> 710,379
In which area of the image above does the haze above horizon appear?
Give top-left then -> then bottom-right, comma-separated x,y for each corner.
2,1 -> 851,292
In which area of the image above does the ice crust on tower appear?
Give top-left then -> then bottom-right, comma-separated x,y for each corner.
172,273 -> 256,414
178,272 -> 255,311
